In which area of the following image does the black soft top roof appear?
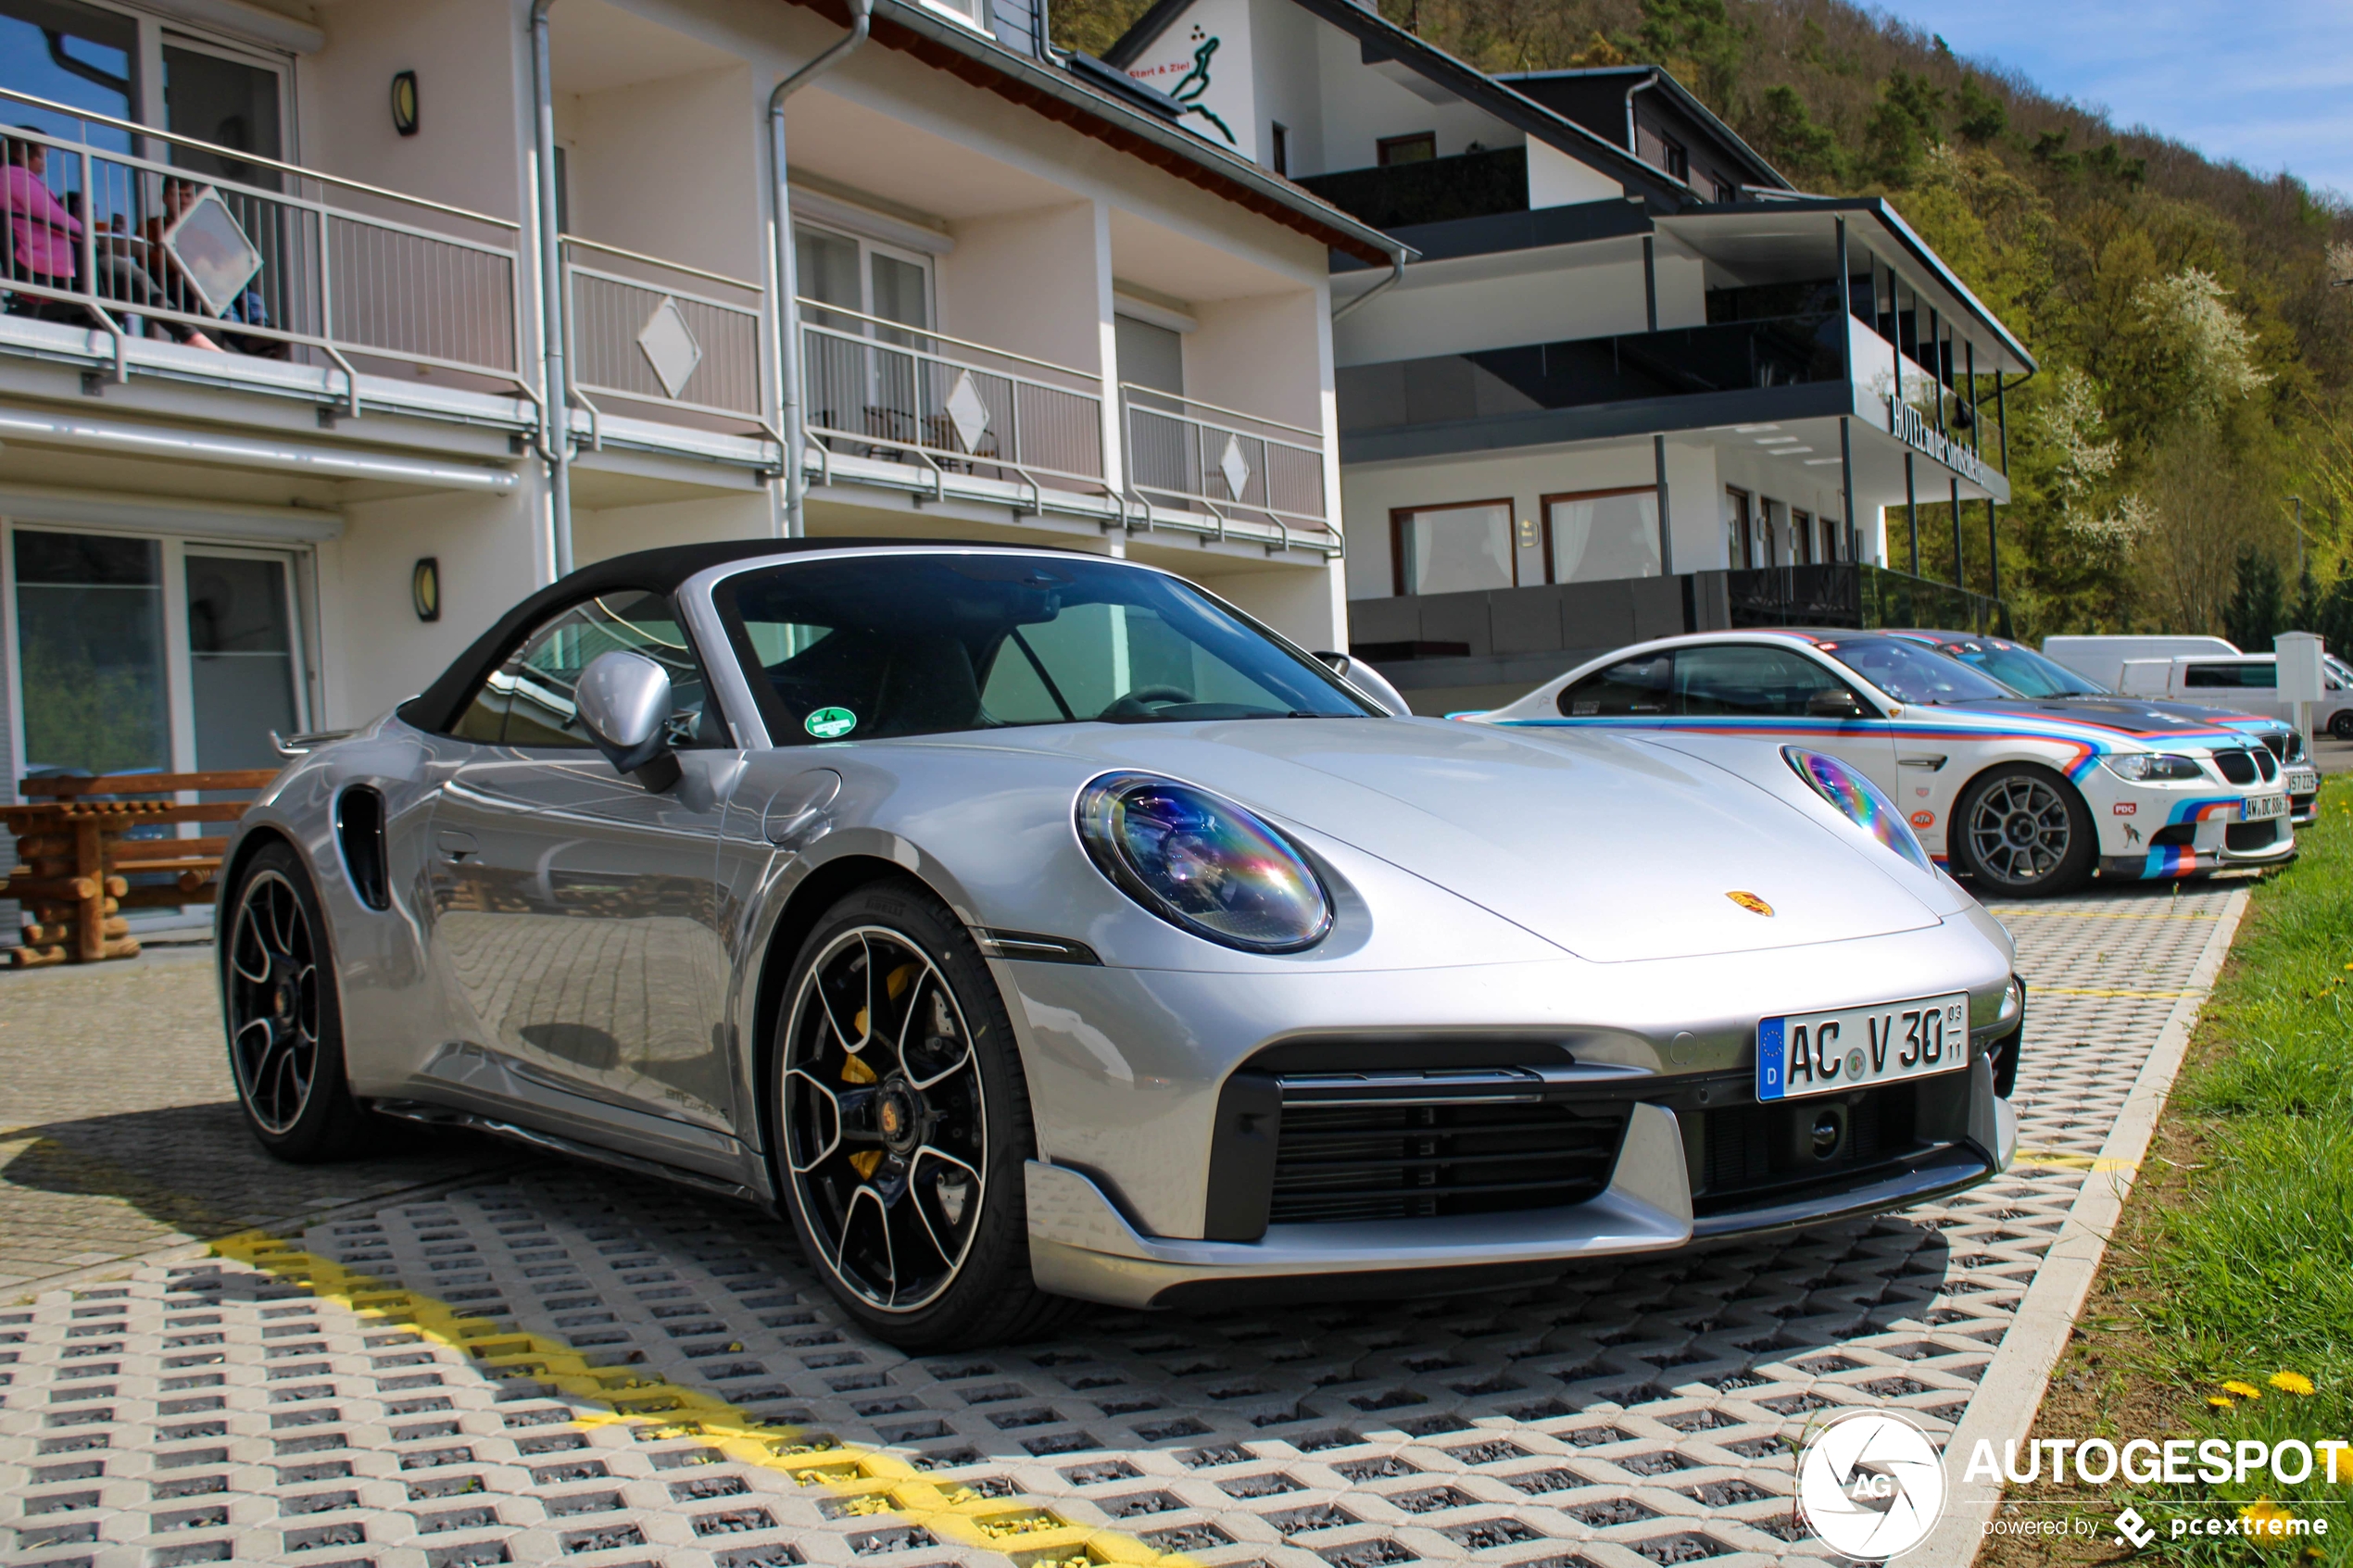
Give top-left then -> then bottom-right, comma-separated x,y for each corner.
396,536 -> 1065,734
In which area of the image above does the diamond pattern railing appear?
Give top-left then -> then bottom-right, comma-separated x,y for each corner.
562,240 -> 767,433
0,91 -> 523,392
799,304 -> 1107,495
1122,385 -> 1331,545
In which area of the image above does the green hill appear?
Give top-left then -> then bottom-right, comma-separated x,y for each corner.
1056,0 -> 2353,640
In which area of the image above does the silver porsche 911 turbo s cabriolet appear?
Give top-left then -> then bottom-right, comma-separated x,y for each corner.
220,540 -> 2025,1349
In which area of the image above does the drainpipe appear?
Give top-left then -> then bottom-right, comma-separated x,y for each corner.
529,0 -> 572,579
1330,241 -> 1408,324
772,0 -> 873,536
1623,69 -> 1660,157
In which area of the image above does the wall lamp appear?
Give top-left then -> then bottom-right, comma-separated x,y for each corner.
412,557 -> 440,621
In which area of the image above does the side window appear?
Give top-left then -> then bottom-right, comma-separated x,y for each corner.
447,591 -> 715,749
2185,663 -> 2272,688
1675,645 -> 1849,717
1557,654 -> 1672,716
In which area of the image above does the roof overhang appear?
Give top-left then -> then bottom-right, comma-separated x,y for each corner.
774,0 -> 1403,267
1106,0 -> 1708,210
1660,199 -> 2037,377
1495,66 -> 1791,192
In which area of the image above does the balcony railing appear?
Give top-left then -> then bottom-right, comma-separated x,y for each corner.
562,237 -> 771,440
1338,312 -> 1847,433
0,88 -> 522,402
1122,387 -> 1329,543
799,303 -> 1106,502
1723,563 -> 2010,637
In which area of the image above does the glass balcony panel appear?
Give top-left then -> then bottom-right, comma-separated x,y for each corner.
1337,312 -> 1848,433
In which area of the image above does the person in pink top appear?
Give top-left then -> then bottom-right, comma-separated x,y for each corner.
4,135 -> 83,302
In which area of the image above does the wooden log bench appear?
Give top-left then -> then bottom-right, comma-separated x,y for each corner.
5,769 -> 280,967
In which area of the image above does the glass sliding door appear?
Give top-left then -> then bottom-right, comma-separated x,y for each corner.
184,550 -> 297,769
11,529 -> 170,778
7,525 -> 307,785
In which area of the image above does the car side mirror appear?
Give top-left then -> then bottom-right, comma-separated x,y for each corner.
1314,650 -> 1414,717
1807,687 -> 1867,719
576,650 -> 682,791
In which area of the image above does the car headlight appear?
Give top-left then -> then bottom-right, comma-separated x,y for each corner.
1782,747 -> 1936,874
1076,773 -> 1332,952
2101,752 -> 2207,782
2284,730 -> 2308,763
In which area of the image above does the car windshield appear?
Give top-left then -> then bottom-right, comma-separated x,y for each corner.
1816,636 -> 2013,705
1934,638 -> 2107,697
715,553 -> 1373,746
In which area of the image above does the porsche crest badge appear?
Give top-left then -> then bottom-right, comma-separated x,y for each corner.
1726,890 -> 1774,917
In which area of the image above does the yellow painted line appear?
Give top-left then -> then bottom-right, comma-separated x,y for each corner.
2034,986 -> 2196,999
1983,909 -> 2221,922
2011,1148 -> 2137,1173
211,1233 -> 1189,1568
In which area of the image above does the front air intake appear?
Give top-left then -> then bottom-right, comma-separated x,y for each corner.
1267,1076 -> 1629,1224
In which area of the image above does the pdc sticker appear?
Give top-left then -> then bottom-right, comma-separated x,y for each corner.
805,707 -> 858,740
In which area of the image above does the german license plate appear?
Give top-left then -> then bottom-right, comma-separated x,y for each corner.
2288,768 -> 2319,795
1757,994 -> 1969,1102
2241,795 -> 2287,822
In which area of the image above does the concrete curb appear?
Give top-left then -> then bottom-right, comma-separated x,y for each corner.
1922,884 -> 2253,1567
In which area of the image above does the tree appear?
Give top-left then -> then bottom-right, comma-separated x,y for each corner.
2318,575 -> 2353,658
2222,546 -> 2285,649
1753,85 -> 1841,186
1866,70 -> 1944,186
1955,73 -> 2006,145
2289,569 -> 2322,634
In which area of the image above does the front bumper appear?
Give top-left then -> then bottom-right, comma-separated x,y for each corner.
1026,1059 -> 2016,1311
2098,783 -> 2296,880
2288,766 -> 2321,825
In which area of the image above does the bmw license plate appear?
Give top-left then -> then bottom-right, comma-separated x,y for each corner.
2241,795 -> 2288,822
1756,994 -> 1969,1102
2288,768 -> 2320,795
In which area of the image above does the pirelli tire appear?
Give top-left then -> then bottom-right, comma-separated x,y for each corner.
1951,763 -> 2096,898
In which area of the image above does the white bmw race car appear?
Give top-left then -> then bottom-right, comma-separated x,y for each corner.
1474,629 -> 2296,897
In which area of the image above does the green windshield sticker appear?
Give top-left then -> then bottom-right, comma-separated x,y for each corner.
805,707 -> 858,740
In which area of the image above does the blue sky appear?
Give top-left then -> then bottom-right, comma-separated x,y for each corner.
1879,0 -> 2353,200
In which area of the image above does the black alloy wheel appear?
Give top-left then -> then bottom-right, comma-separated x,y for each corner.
2332,709 -> 2353,741
1954,764 -> 2095,897
223,840 -> 373,1160
775,881 -> 1066,1349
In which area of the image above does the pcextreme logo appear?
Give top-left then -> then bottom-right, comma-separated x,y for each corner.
1797,1411 -> 1947,1559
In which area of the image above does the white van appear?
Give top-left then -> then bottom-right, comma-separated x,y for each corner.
2120,653 -> 2353,736
2042,634 -> 2240,693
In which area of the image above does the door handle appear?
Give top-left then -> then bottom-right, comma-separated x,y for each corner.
435,829 -> 481,863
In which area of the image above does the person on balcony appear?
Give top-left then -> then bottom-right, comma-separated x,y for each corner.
3,132 -> 87,322
64,192 -> 225,352
136,177 -> 272,357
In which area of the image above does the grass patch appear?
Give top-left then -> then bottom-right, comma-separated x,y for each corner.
1982,798 -> 2353,1564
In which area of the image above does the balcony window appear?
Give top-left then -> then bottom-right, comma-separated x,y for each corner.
162,35 -> 285,187
1377,132 -> 1435,166
0,0 -> 134,143
1724,487 -> 1755,571
1543,486 -> 1660,583
1391,498 -> 1514,596
796,223 -> 931,336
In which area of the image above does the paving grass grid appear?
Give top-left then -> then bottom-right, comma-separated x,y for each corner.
0,874 -> 2249,1568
